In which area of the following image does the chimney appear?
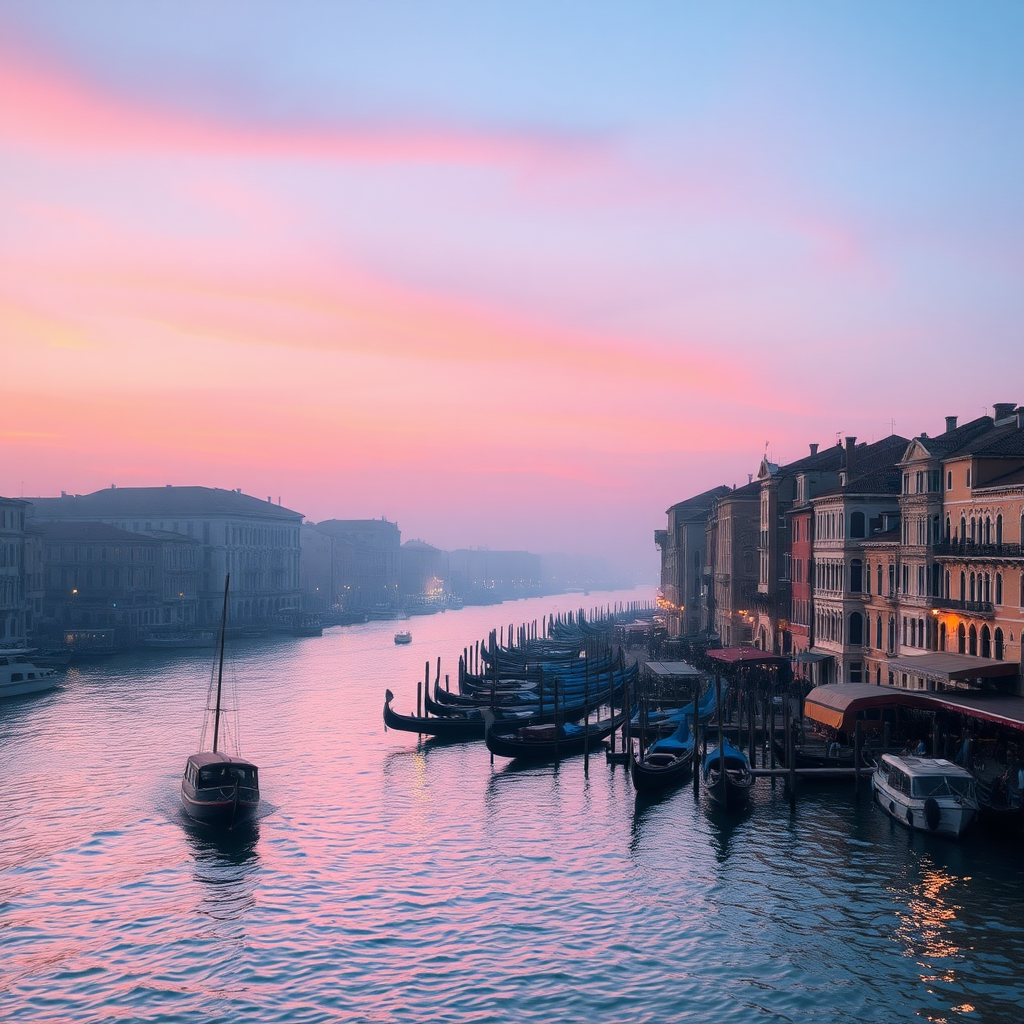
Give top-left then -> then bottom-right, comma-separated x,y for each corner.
945,415 -> 957,432
844,437 -> 856,477
809,443 -> 819,456
748,473 -> 753,484
993,402 -> 1016,423
1017,408 -> 1024,430
60,490 -> 67,498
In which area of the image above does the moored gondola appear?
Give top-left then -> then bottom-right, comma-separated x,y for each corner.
702,739 -> 754,809
629,746 -> 693,793
482,706 -> 628,762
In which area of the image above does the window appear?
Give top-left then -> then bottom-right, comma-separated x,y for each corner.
995,628 -> 1005,661
947,470 -> 952,490
957,623 -> 966,653
969,625 -> 978,656
876,616 -> 883,648
850,559 -> 863,593
981,625 -> 991,659
877,564 -> 883,593
849,612 -> 863,645
850,511 -> 865,538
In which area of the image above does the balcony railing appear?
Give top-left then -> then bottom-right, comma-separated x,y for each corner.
933,541 -> 1023,559
932,597 -> 995,616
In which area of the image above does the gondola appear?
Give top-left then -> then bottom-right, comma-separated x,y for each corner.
702,738 -> 754,809
383,689 -> 534,742
629,746 -> 693,793
482,707 -> 628,762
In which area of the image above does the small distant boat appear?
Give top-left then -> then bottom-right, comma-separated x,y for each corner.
872,754 -> 978,838
180,576 -> 260,830
703,738 -> 754,808
143,631 -> 216,650
394,630 -> 412,645
0,648 -> 60,699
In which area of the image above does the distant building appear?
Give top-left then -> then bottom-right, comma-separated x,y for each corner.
0,497 -> 29,643
400,540 -> 448,610
308,518 -> 402,614
447,549 -> 542,605
27,486 -> 302,628
655,485 -> 731,637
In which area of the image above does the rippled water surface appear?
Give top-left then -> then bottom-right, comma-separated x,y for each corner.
4,588 -> 1024,1023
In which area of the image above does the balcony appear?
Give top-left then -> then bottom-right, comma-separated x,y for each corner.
933,541 -> 1023,560
931,597 -> 995,618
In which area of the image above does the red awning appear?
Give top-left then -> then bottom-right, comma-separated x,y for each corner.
707,647 -> 789,666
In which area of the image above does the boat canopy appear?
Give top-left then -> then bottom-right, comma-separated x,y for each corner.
185,751 -> 257,770
645,661 -> 702,680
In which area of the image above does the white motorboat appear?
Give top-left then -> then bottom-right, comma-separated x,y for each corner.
872,754 -> 978,838
394,630 -> 412,645
0,649 -> 61,699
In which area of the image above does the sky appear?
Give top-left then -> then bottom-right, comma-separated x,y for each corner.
2,2 -> 1023,578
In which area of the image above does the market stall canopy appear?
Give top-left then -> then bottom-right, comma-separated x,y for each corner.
645,661 -> 703,680
887,652 -> 1019,688
805,682 -> 1024,734
794,651 -> 833,664
706,648 -> 789,666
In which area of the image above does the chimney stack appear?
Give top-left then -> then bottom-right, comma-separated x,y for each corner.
809,443 -> 819,456
844,436 -> 857,476
1017,408 -> 1024,430
993,402 -> 1016,423
944,415 -> 957,433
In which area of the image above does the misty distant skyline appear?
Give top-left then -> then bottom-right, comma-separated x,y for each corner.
2,3 -> 1022,579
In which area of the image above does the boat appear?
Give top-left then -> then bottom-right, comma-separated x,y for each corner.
482,706 -> 628,762
702,738 -> 754,808
143,631 -> 216,650
871,754 -> 978,838
180,575 -> 260,830
0,648 -> 61,699
629,746 -> 693,793
394,630 -> 412,645
383,689 -> 535,742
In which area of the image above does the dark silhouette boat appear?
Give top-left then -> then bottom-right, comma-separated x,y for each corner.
180,575 -> 260,830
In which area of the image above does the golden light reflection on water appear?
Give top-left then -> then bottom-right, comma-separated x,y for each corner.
892,858 -> 971,989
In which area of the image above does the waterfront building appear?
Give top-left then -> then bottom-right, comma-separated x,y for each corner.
27,486 -> 302,629
804,435 -> 907,684
400,540 -> 449,610
752,441 -> 849,655
708,482 -> 760,647
308,518 -> 402,614
655,485 -> 731,637
0,497 -> 29,643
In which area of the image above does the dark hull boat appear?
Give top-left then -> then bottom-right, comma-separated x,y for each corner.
703,739 -> 753,809
629,747 -> 693,793
483,707 -> 627,762
181,575 -> 260,830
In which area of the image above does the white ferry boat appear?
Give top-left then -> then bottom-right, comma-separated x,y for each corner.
0,649 -> 61,699
872,753 -> 978,838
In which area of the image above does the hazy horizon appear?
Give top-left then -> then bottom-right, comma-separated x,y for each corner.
3,3 -> 1022,581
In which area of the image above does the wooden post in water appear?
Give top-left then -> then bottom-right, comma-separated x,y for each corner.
769,691 -> 776,785
607,666 -> 615,756
787,708 -> 796,810
584,664 -> 590,777
423,662 -> 430,717
715,669 -> 725,805
416,681 -> 422,729
692,676 -> 701,799
854,720 -> 862,798
748,687 -> 756,769
436,657 -> 441,694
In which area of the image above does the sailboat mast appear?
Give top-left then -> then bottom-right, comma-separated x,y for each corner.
212,574 -> 230,753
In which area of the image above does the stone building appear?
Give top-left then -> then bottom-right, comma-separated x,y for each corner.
27,486 -> 302,629
0,497 -> 29,644
400,540 -> 448,611
308,518 -> 402,614
709,482 -> 760,647
655,485 -> 731,637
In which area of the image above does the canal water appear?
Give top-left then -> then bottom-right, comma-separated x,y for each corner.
3,587 -> 1024,1024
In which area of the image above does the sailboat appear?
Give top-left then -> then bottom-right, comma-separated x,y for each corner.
180,575 -> 260,829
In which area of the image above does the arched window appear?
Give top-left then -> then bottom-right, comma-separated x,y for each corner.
970,572 -> 976,602
947,470 -> 952,490
939,622 -> 947,651
984,573 -> 991,603
918,618 -> 925,648
849,612 -> 863,645
995,628 -> 1005,660
944,569 -> 950,598
957,622 -> 966,653
850,511 -> 866,538
969,624 -> 978,656
960,571 -> 966,601
888,617 -> 895,652
996,573 -> 1003,605
945,515 -> 951,541
970,517 -> 977,543
960,515 -> 967,540
850,559 -> 863,593
876,666 -> 882,684
902,617 -> 908,646
996,514 -> 1003,545
985,517 -> 992,545
981,625 -> 991,659
877,564 -> 883,594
